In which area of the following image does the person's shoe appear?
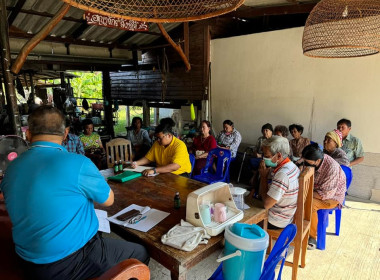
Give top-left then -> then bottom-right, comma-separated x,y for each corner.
307,237 -> 317,250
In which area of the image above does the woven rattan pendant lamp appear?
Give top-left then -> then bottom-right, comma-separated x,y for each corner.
303,0 -> 380,58
61,0 -> 245,22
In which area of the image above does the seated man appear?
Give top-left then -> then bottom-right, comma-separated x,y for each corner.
0,106 -> 149,280
258,136 -> 300,229
132,120 -> 191,176
62,118 -> 84,155
337,118 -> 364,167
302,143 -> 346,249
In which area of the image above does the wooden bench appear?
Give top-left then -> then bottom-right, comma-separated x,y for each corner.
0,196 -> 149,280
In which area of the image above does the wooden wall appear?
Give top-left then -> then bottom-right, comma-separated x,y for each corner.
110,23 -> 210,106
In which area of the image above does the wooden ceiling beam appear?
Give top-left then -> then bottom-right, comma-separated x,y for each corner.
224,2 -> 318,18
7,0 -> 26,26
9,29 -> 133,50
7,7 -> 83,23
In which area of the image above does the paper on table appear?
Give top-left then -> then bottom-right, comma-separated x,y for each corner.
123,166 -> 152,173
108,204 -> 170,232
99,168 -> 114,179
95,209 -> 111,233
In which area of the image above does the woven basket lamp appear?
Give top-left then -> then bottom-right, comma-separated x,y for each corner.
61,0 -> 245,22
303,0 -> 380,58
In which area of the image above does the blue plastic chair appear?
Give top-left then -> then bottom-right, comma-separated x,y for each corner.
192,148 -> 232,184
316,165 -> 352,250
208,224 -> 297,280
189,153 -> 196,178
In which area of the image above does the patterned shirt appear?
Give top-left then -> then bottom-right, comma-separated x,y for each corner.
255,136 -> 266,155
290,137 -> 310,158
216,129 -> 242,158
79,133 -> 102,150
126,129 -> 151,147
342,134 -> 364,162
324,148 -> 349,167
62,134 -> 84,155
267,159 -> 300,228
314,154 -> 346,205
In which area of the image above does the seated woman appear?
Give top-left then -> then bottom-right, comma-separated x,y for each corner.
126,117 -> 151,160
289,124 -> 310,162
216,120 -> 242,159
79,119 -> 106,169
190,120 -> 217,175
131,120 -> 191,176
302,144 -> 346,249
249,123 -> 273,190
323,129 -> 350,166
274,125 -> 289,138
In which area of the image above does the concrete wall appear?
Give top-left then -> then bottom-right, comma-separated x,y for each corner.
210,27 -> 380,200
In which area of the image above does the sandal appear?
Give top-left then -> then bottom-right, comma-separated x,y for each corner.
307,237 -> 317,250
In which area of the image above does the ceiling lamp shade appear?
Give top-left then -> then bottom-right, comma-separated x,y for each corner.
302,0 -> 380,58
61,0 -> 245,23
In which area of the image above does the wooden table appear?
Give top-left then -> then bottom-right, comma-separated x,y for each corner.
100,174 -> 267,280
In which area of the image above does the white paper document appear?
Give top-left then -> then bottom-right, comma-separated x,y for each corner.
99,168 -> 114,179
108,204 -> 170,232
95,209 -> 111,233
123,166 -> 152,173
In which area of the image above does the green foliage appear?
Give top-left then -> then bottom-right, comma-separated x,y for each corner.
68,71 -> 103,99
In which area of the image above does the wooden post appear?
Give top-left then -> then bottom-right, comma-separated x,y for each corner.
29,71 -> 35,102
157,23 -> 191,72
126,105 -> 130,127
11,3 -> 70,74
102,70 -> 115,138
0,0 -> 21,135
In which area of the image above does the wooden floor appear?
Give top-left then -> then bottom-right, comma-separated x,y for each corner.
145,195 -> 380,280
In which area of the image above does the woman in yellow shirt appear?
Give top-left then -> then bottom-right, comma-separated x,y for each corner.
131,120 -> 191,176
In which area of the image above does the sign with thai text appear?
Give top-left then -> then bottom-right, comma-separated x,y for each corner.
84,12 -> 148,32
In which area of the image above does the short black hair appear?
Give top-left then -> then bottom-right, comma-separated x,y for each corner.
274,125 -> 289,137
28,106 -> 65,136
289,124 -> 304,134
82,118 -> 93,128
261,123 -> 273,133
223,120 -> 234,127
302,143 -> 324,160
131,117 -> 143,129
160,117 -> 176,127
155,118 -> 175,135
337,118 -> 351,128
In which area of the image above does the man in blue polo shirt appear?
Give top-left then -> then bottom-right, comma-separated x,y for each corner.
0,106 -> 149,280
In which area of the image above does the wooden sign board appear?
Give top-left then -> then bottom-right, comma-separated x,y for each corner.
84,12 -> 148,32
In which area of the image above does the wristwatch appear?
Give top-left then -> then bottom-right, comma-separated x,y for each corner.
152,168 -> 156,174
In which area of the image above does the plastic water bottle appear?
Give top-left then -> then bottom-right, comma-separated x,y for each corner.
174,192 -> 181,209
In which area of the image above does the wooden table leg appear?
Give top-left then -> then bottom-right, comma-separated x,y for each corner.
170,264 -> 187,280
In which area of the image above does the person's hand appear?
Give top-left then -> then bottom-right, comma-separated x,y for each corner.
259,160 -> 270,178
131,161 -> 138,169
142,169 -> 155,177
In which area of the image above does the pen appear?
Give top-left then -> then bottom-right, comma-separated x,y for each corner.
135,216 -> 147,224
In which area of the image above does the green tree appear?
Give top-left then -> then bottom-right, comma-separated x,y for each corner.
69,72 -> 102,99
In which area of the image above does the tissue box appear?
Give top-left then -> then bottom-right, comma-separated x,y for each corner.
186,182 -> 244,236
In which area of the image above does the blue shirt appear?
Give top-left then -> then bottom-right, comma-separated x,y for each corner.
0,141 -> 110,264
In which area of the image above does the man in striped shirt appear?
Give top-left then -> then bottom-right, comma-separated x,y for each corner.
259,136 -> 300,229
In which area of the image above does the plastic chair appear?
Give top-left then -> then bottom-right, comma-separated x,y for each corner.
105,138 -> 133,168
208,224 -> 297,280
316,165 -> 353,250
189,153 -> 196,178
192,148 -> 232,184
